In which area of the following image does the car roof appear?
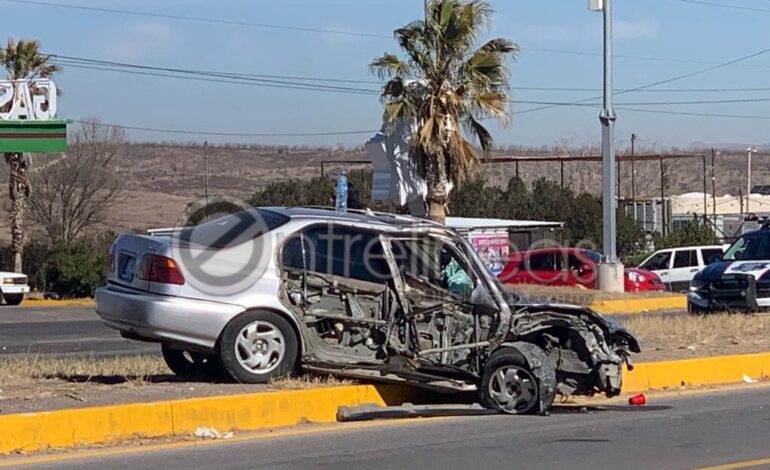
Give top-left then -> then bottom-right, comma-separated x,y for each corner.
513,247 -> 591,255
263,206 -> 444,232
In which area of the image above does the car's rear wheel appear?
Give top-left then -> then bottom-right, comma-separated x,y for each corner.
161,344 -> 224,379
218,311 -> 298,384
480,348 -> 547,415
3,294 -> 23,306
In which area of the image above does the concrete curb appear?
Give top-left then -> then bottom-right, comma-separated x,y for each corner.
589,295 -> 686,314
2,351 -> 769,454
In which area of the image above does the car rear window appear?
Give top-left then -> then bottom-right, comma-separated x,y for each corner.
175,208 -> 289,249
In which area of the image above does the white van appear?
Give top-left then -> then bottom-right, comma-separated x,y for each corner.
639,245 -> 727,292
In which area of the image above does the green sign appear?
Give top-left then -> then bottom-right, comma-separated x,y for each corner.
0,119 -> 69,153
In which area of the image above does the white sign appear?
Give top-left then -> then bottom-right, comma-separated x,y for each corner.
588,0 -> 604,11
0,79 -> 58,120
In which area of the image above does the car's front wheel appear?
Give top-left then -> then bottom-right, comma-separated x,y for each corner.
480,347 -> 551,415
218,311 -> 298,384
687,301 -> 710,315
3,294 -> 23,306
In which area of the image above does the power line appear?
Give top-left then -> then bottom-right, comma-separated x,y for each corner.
618,107 -> 770,120
72,119 -> 379,137
514,46 -> 770,115
0,0 -> 391,38
52,54 -> 770,105
53,60 -> 381,95
7,0 -> 770,72
668,0 -> 770,13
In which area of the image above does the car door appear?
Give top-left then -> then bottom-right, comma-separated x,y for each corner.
640,250 -> 673,288
669,249 -> 700,291
280,223 -> 396,366
525,251 -> 563,286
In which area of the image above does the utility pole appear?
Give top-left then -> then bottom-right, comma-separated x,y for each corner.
590,0 -> 622,292
746,146 -> 757,213
660,154 -> 666,238
631,133 -> 636,222
711,149 -> 717,228
204,140 -> 209,207
702,154 -> 707,224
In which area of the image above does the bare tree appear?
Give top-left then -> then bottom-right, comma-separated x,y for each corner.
29,120 -> 124,244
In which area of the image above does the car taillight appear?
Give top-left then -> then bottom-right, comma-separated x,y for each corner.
137,254 -> 185,285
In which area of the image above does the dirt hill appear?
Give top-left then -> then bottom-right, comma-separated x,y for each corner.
0,143 -> 764,242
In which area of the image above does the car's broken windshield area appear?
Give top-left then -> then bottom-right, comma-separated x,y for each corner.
723,231 -> 770,261
390,238 -> 475,301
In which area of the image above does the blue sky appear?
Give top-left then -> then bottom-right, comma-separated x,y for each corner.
4,0 -> 770,148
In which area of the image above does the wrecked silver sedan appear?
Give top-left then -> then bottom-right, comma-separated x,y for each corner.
95,207 -> 639,415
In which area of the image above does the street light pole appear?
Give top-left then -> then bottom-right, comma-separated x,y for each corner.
591,0 -> 623,292
746,146 -> 756,213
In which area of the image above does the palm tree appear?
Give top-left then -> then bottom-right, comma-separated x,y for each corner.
371,0 -> 517,223
0,38 -> 61,272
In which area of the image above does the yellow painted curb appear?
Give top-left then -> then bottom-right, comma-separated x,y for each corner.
0,385 -> 402,454
622,351 -> 770,393
589,295 -> 686,314
2,351 -> 769,454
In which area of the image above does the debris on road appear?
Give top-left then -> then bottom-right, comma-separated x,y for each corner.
193,426 -> 233,440
628,393 -> 647,406
743,374 -> 758,384
337,403 -> 498,422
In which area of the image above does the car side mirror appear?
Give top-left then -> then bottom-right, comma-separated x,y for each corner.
708,254 -> 722,264
470,283 -> 498,315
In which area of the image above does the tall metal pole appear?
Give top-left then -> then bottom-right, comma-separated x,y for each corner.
711,149 -> 717,226
600,0 -> 617,263
746,146 -> 755,213
702,154 -> 708,223
660,154 -> 666,238
631,133 -> 636,222
204,140 -> 209,207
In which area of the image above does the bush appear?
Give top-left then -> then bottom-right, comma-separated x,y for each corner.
45,237 -> 112,298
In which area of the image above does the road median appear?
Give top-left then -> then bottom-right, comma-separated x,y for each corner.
589,295 -> 686,314
2,350 -> 769,455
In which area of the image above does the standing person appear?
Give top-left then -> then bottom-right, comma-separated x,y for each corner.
330,178 -> 365,210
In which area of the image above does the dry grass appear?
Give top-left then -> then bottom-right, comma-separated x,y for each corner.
509,284 -> 678,305
0,355 -> 167,385
268,373 -> 352,390
623,313 -> 770,361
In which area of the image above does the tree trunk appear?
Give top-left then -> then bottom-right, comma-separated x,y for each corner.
5,152 -> 29,273
424,152 -> 448,225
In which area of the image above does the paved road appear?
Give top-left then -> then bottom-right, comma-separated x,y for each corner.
0,305 -> 157,356
10,387 -> 770,470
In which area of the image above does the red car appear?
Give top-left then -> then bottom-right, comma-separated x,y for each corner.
498,247 -> 665,292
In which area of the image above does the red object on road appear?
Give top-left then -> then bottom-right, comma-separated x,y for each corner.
628,393 -> 647,406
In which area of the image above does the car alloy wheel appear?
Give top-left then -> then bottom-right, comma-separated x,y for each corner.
234,320 -> 286,374
487,365 -> 539,414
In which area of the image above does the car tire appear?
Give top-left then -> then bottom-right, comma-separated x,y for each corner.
3,294 -> 23,306
218,310 -> 298,384
480,347 -> 552,415
687,301 -> 710,315
161,344 -> 224,379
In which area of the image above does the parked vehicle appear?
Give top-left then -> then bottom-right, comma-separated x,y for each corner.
639,245 -> 726,292
0,271 -> 29,305
95,207 -> 639,415
688,224 -> 770,313
498,248 -> 665,292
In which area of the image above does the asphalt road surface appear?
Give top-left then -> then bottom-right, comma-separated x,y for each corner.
0,305 -> 157,357
7,387 -> 770,470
